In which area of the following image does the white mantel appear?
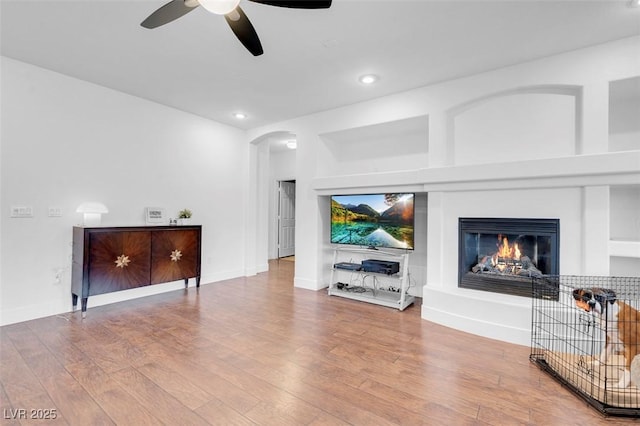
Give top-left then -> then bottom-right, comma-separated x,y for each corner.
313,151 -> 640,193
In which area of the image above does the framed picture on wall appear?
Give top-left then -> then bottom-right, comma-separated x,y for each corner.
145,207 -> 165,224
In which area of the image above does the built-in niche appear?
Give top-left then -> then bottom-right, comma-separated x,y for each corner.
609,185 -> 640,276
608,77 -> 640,276
609,76 -> 640,152
316,116 -> 428,177
321,192 -> 428,299
449,86 -> 580,166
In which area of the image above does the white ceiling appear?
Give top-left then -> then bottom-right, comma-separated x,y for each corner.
1,0 -> 639,131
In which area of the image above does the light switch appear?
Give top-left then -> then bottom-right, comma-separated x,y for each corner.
10,206 -> 34,218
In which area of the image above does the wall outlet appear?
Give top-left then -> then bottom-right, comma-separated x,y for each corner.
54,268 -> 65,284
10,206 -> 34,218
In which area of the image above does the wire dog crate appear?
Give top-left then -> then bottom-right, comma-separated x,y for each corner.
530,276 -> 640,417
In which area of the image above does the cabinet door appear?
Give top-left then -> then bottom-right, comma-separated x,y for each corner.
88,231 -> 152,295
151,229 -> 200,284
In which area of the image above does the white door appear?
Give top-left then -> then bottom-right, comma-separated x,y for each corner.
278,180 -> 296,258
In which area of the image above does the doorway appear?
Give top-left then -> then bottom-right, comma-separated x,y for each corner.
278,180 -> 296,258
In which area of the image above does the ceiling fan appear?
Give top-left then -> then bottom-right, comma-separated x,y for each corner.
141,0 -> 332,56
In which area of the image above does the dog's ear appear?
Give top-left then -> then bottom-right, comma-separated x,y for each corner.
573,289 -> 592,303
572,289 -> 582,301
597,288 -> 617,305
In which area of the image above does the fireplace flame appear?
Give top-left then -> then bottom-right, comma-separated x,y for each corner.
469,230 -> 544,279
492,236 -> 521,265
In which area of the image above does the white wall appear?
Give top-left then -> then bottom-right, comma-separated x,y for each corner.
248,36 -> 640,346
270,150 -> 296,183
0,57 -> 248,325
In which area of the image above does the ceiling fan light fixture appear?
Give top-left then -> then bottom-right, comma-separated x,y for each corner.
142,0 -> 331,55
199,0 -> 241,15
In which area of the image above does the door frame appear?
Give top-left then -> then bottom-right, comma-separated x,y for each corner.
277,179 -> 296,258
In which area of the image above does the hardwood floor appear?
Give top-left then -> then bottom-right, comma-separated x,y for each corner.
1,260 -> 634,425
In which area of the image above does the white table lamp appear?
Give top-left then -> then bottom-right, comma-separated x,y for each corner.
76,202 -> 109,226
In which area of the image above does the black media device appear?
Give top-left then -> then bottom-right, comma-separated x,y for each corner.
362,259 -> 400,275
334,262 -> 362,271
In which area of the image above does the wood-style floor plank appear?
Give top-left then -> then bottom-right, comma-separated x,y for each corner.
1,260 -> 638,425
109,367 -> 209,425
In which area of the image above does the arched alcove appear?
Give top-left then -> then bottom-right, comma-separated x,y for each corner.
446,86 -> 582,166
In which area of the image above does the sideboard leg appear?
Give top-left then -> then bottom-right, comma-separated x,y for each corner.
184,278 -> 189,288
81,298 -> 88,319
72,293 -> 78,311
196,276 -> 201,288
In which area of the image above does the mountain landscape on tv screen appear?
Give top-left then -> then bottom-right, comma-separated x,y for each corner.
331,194 -> 414,249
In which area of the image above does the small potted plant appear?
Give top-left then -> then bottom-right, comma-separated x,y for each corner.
178,208 -> 192,225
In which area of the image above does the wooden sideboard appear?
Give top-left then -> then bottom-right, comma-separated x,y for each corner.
71,225 -> 201,317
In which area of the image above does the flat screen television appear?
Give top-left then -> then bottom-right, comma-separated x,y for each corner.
331,193 -> 415,250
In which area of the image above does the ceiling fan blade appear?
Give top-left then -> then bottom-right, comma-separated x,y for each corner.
248,0 -> 332,8
225,6 -> 264,56
141,0 -> 198,29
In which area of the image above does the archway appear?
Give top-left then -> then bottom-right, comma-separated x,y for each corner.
248,130 -> 297,273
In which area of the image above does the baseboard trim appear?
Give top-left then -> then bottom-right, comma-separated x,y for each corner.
294,276 -> 324,291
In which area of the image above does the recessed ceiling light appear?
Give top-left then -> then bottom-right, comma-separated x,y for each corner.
358,74 -> 379,85
286,140 -> 297,150
233,112 -> 247,119
322,38 -> 339,48
628,0 -> 640,8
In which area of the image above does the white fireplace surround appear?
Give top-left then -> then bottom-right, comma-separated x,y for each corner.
312,154 -> 638,345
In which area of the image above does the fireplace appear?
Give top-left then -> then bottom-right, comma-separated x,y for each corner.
458,218 -> 559,297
